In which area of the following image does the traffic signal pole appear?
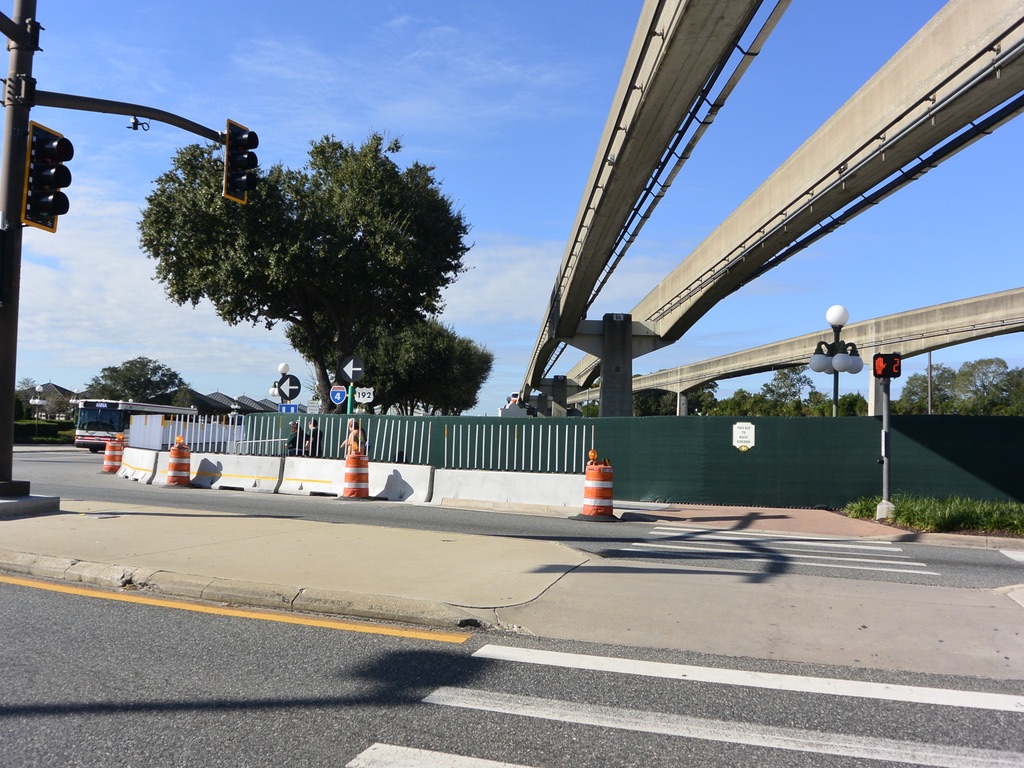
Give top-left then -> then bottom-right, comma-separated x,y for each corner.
0,0 -> 37,496
0,0 -> 241,497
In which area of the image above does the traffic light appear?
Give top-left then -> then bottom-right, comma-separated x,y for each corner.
223,119 -> 259,204
22,121 -> 73,233
872,353 -> 902,379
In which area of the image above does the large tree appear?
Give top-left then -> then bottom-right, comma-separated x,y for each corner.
139,133 -> 470,409
86,357 -> 188,401
358,319 -> 493,415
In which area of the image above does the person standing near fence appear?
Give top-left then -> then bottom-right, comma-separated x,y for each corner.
343,419 -> 366,457
304,419 -> 322,457
286,421 -> 303,456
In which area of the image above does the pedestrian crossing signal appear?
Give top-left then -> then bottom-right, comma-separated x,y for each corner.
872,353 -> 901,379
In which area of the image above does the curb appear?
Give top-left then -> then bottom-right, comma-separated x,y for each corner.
0,549 -> 492,631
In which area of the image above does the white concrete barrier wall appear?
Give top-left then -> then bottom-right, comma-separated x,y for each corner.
279,457 -> 346,496
152,450 -> 172,486
369,462 -> 433,502
131,453 -> 578,508
190,453 -> 284,493
431,469 -> 584,508
117,447 -> 158,484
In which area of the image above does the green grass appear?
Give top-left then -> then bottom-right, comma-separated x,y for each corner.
845,494 -> 1024,536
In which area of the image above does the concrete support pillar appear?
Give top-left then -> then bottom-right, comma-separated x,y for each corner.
677,392 -> 688,416
550,375 -> 568,418
598,313 -> 633,418
867,377 -> 883,417
533,392 -> 549,417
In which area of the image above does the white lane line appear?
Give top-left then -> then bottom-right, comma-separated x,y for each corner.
1002,550 -> 1024,564
618,544 -> 940,575
424,688 -> 1023,768
347,743 -> 532,768
650,527 -> 904,552
633,542 -> 929,567
473,645 -> 1024,713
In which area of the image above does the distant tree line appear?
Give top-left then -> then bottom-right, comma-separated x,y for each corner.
17,330 -> 493,418
630,357 -> 1024,417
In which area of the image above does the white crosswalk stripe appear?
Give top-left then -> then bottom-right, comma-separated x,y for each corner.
347,743 -> 534,768
424,687 -> 1021,768
472,645 -> 1024,712
613,525 -> 940,575
409,644 -> 1024,767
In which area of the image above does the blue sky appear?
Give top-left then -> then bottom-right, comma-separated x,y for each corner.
14,1 -> 1024,413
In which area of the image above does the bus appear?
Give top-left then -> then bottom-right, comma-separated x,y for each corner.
74,399 -> 197,452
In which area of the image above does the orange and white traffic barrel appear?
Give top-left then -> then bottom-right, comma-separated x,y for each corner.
342,452 -> 370,498
167,436 -> 192,487
574,449 -> 617,522
102,433 -> 124,474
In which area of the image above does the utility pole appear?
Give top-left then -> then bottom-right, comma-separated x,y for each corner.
0,0 -> 38,496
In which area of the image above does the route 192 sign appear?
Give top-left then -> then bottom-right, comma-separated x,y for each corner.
355,387 -> 375,404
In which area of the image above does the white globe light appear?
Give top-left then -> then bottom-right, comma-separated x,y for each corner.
825,304 -> 849,327
278,363 -> 290,375
832,352 -> 852,373
847,355 -> 864,374
808,353 -> 832,373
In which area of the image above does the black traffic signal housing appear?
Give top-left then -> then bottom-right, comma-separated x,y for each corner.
223,119 -> 259,204
22,121 -> 74,233
872,353 -> 902,379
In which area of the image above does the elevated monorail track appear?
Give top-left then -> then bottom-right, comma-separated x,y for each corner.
523,0 -> 1024,405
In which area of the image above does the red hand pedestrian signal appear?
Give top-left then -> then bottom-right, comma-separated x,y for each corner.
872,353 -> 901,379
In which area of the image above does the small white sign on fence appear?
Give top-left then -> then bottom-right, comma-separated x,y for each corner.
732,422 -> 755,452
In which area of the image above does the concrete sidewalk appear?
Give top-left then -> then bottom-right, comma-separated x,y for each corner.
0,496 -> 1022,680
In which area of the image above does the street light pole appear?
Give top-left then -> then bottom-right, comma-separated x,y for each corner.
808,304 -> 864,417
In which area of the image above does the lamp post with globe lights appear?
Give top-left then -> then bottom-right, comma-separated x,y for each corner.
28,385 -> 48,438
808,305 -> 864,417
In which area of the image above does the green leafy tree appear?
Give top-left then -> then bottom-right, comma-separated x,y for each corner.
139,133 -> 470,411
684,381 -> 719,415
760,368 -> 815,416
710,388 -> 767,416
837,392 -> 868,416
86,357 -> 188,402
999,367 -> 1024,415
953,358 -> 1010,415
632,388 -> 677,417
359,319 -> 493,415
894,364 -> 956,414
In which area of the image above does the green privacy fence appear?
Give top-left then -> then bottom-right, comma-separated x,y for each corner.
241,412 -> 1024,508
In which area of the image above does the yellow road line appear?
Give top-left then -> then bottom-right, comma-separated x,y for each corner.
0,574 -> 470,644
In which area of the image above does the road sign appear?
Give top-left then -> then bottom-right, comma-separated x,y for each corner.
278,404 -> 298,413
355,387 -> 374,404
330,385 -> 347,405
340,355 -> 365,383
277,373 -> 301,400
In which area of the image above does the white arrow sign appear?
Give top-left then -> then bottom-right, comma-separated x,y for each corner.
277,373 -> 301,400
341,355 -> 365,383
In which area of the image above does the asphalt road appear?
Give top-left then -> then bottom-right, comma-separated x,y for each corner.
14,450 -> 1024,590
3,578 -> 1022,768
